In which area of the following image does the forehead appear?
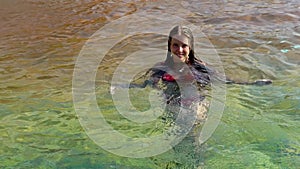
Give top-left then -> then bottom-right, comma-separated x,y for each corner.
171,35 -> 190,45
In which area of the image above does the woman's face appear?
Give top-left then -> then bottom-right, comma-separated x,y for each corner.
170,34 -> 191,64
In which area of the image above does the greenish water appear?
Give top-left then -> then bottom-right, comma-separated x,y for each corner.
205,81 -> 300,168
1,0 -> 299,168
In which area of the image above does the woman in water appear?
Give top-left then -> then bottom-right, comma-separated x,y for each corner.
145,25 -> 212,123
128,26 -> 272,167
132,25 -> 272,124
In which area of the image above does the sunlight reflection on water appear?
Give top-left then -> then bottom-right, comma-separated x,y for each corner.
0,0 -> 299,168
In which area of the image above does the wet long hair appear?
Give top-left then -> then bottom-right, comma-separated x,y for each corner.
158,26 -> 211,99
165,25 -> 198,67
141,25 -> 211,87
164,26 -> 209,73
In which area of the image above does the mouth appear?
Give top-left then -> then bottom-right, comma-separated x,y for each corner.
176,53 -> 185,58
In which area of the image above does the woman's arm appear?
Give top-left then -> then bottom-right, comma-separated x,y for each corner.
225,78 -> 272,86
194,61 -> 273,86
129,79 -> 154,88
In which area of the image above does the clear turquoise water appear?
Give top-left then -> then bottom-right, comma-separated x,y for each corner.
1,0 -> 299,168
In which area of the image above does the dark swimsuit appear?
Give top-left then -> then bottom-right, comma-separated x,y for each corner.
144,61 -> 212,126
147,61 -> 212,104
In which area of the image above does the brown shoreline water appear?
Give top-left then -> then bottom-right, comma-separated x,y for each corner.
1,0 -> 299,168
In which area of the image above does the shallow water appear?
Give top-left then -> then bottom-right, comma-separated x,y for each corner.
1,0 -> 299,168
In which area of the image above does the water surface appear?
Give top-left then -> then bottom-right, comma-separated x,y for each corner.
0,0 -> 299,168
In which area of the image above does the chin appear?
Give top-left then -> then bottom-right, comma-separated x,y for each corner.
181,58 -> 188,63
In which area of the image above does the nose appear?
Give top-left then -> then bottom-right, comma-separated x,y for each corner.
179,46 -> 183,52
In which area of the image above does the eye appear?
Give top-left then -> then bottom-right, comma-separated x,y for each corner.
182,44 -> 189,48
172,43 -> 179,48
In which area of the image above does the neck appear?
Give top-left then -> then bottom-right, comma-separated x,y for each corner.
173,61 -> 190,70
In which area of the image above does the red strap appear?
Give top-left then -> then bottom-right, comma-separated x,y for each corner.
162,73 -> 175,82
